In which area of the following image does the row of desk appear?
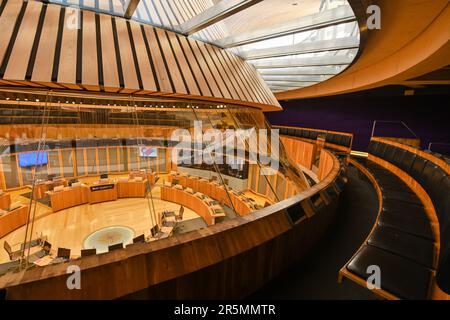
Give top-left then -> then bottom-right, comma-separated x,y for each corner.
47,179 -> 149,212
33,171 -> 158,201
161,185 -> 225,226
168,173 -> 256,216
0,173 -> 156,241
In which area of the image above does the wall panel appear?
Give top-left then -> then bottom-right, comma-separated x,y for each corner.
81,10 -> 99,91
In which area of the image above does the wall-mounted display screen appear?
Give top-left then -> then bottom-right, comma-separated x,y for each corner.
140,147 -> 158,158
18,152 -> 49,167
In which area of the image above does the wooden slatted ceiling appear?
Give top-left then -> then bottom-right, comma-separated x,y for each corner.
0,1 -> 280,111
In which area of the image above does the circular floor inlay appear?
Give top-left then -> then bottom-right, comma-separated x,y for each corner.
84,226 -> 134,254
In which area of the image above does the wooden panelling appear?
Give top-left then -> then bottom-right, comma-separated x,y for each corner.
178,36 -> 212,97
166,32 -> 200,96
317,149 -> 335,181
3,0 -> 42,81
187,38 -> 222,97
58,7 -> 80,89
281,136 -> 316,170
99,13 -> 120,92
0,205 -> 28,239
157,28 -> 188,95
196,41 -> 232,99
81,10 -> 99,91
129,22 -> 157,93
115,18 -> 140,93
31,4 -> 61,87
0,0 -> 23,68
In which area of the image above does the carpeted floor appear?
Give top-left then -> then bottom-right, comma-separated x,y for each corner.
248,165 -> 379,300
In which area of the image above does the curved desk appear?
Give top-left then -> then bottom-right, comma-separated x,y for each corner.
117,179 -> 148,198
47,179 -> 148,212
47,186 -> 89,212
0,205 -> 29,239
168,174 -> 256,216
0,193 -> 11,210
160,186 -> 224,226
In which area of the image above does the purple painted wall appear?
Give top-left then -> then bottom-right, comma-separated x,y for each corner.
266,87 -> 450,152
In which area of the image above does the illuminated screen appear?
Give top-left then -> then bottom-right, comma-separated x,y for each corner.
18,152 -> 49,167
139,147 -> 158,158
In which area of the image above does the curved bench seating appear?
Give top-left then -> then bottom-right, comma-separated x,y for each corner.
368,138 -> 449,295
342,157 -> 436,300
341,137 -> 449,299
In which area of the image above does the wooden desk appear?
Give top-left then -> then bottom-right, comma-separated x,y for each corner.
0,205 -> 29,238
161,186 -> 221,226
88,182 -> 118,204
169,175 -> 255,216
0,193 -> 11,210
130,172 -> 157,185
33,179 -> 67,200
117,179 -> 147,198
47,186 -> 89,212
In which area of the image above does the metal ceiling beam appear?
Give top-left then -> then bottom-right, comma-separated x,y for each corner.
123,0 -> 141,19
268,85 -> 309,92
262,75 -> 328,82
177,0 -> 263,36
241,36 -> 360,60
258,66 -> 343,76
215,6 -> 356,48
251,55 -> 353,69
266,81 -> 318,88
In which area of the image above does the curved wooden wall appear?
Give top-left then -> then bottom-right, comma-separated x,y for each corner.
0,0 -> 280,111
0,145 -> 344,299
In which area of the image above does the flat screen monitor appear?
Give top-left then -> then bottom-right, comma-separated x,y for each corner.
139,147 -> 158,158
18,152 -> 48,168
100,174 -> 108,179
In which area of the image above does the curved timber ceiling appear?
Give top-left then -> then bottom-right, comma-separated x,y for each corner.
0,0 -> 280,111
276,0 -> 450,100
0,0 -> 368,100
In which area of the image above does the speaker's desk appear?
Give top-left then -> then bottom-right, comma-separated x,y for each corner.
88,182 -> 118,204
117,179 -> 148,198
169,174 -> 255,216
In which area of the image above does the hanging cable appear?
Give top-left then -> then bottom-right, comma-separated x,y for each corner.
21,91 -> 52,269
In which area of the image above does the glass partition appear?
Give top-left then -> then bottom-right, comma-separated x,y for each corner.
0,90 -> 311,272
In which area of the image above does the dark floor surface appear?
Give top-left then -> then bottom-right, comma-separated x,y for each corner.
249,165 -> 379,300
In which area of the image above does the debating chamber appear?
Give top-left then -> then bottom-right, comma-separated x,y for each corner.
0,0 -> 448,303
